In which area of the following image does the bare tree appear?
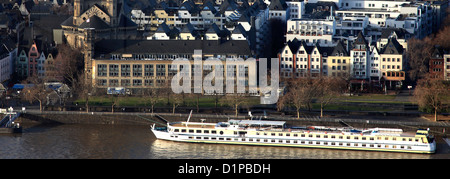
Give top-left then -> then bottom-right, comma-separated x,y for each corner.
221,93 -> 247,117
171,93 -> 183,114
314,76 -> 346,118
74,73 -> 95,113
406,38 -> 433,82
189,93 -> 202,113
54,43 -> 83,87
22,75 -> 53,112
414,75 -> 449,121
279,78 -> 316,119
141,88 -> 161,113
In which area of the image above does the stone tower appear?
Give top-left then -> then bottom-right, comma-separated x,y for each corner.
84,28 -> 95,80
106,0 -> 118,26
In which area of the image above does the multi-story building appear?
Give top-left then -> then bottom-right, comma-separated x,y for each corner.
16,48 -> 28,79
431,1 -> 449,33
350,32 -> 369,80
286,17 -> 335,46
286,0 -> 304,19
335,8 -> 400,29
279,38 -> 333,78
379,37 -> 405,89
335,1 -> 433,40
268,0 -> 288,22
368,45 -> 381,82
28,41 -> 40,76
377,28 -> 410,51
429,45 -> 446,79
444,54 -> 450,81
338,0 -> 409,10
0,45 -> 13,83
87,39 -> 254,94
334,15 -> 369,41
327,40 -> 351,78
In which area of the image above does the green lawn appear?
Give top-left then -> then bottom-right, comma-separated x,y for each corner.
74,95 -> 261,108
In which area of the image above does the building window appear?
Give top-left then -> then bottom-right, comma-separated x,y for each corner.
144,79 -> 154,86
156,64 -> 166,76
133,64 -> 142,77
133,79 -> 142,86
144,64 -> 154,76
121,64 -> 130,77
109,64 -> 119,77
97,79 -> 107,86
121,79 -> 131,86
97,64 -> 107,77
109,79 -> 119,86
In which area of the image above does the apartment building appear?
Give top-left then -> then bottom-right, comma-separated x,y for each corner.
0,44 -> 13,83
286,0 -> 304,19
286,17 -> 335,46
379,37 -> 405,88
350,32 -> 370,80
268,0 -> 288,22
429,46 -> 446,79
327,40 -> 351,78
279,38 -> 333,78
368,45 -> 381,82
88,39 -> 254,94
28,42 -> 40,76
335,1 -> 433,39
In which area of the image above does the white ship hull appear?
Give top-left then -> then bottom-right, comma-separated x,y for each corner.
150,120 -> 436,154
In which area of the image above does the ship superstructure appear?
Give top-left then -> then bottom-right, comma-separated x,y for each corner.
151,118 -> 436,154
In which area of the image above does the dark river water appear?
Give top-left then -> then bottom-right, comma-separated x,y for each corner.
0,124 -> 449,159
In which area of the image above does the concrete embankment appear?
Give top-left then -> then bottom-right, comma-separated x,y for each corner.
16,111 -> 449,136
16,111 -> 247,126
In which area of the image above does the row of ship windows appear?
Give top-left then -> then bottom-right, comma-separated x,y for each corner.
182,136 -> 413,150
173,128 -> 420,142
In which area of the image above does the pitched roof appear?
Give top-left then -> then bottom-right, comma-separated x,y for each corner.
219,0 -> 238,14
269,0 -> 287,10
79,16 -> 111,29
61,16 -> 74,27
380,28 -> 411,39
354,31 -> 368,45
380,38 -> 403,55
93,39 -> 252,58
331,40 -> 349,56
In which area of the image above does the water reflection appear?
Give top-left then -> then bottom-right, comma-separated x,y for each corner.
149,139 -> 432,159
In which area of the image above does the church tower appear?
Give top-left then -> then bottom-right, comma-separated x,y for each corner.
106,0 -> 118,26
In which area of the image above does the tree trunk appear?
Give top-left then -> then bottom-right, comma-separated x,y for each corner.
297,108 -> 300,119
435,107 -> 438,122
235,104 -> 238,117
85,97 -> 89,113
320,103 -> 323,118
39,100 -> 42,112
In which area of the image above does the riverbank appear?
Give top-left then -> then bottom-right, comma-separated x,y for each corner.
15,110 -> 450,137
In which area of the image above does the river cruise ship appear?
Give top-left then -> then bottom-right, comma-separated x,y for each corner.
151,118 -> 436,154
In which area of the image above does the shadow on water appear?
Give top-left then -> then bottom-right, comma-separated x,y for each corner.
18,113 -> 65,134
22,123 -> 64,134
